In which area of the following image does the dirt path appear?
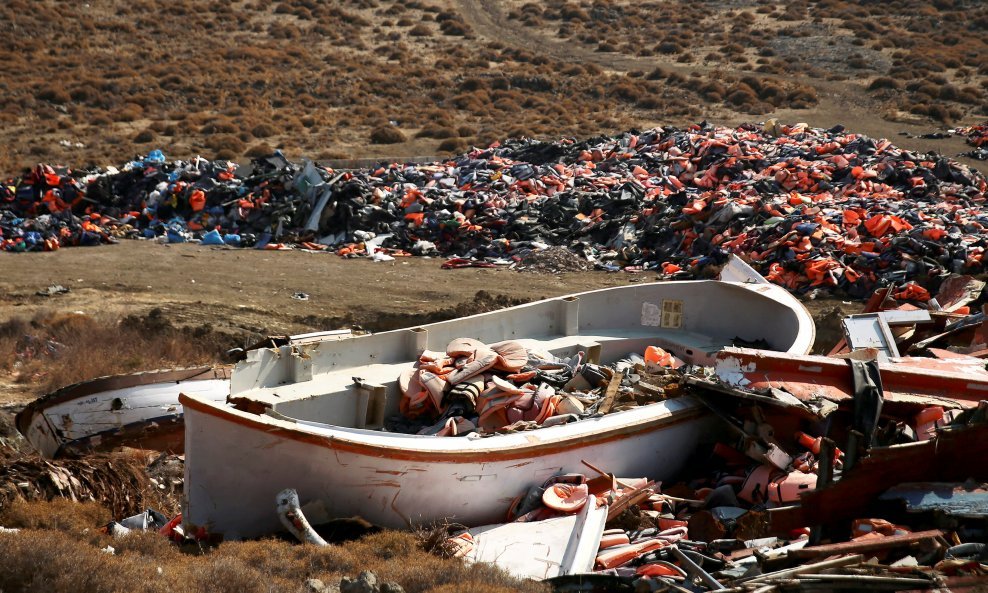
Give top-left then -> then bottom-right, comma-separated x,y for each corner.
459,0 -> 690,74
454,0 -> 987,175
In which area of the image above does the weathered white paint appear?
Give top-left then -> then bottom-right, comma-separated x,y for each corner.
182,256 -> 815,536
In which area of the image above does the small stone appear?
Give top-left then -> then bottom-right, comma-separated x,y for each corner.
305,578 -> 326,593
340,571 -> 378,593
380,583 -> 404,593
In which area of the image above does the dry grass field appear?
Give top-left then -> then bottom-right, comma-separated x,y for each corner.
0,499 -> 545,593
0,0 -> 985,175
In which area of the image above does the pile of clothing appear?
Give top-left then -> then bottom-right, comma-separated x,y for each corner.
388,338 -> 682,436
4,122 -> 987,297
955,121 -> 988,160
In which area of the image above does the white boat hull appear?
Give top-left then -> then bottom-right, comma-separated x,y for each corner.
182,394 -> 715,535
182,257 -> 815,536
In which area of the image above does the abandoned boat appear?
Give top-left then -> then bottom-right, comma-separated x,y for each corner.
181,256 -> 815,536
16,367 -> 231,458
16,330 -> 351,458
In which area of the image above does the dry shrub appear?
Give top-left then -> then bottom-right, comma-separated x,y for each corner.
700,81 -> 726,101
939,83 -> 960,101
0,317 -> 30,371
205,134 -> 245,155
114,104 -> 143,122
458,77 -> 487,92
111,530 -> 184,560
787,85 -> 818,108
0,498 -> 110,533
0,524 -> 544,593
0,529 -> 158,593
415,125 -> 456,139
37,86 -> 71,104
212,538 -> 358,580
369,125 -> 406,144
9,309 -> 225,392
636,96 -> 662,109
245,142 -> 274,157
609,81 -> 639,103
199,119 -> 238,135
869,76 -> 901,90
645,67 -> 668,81
367,551 -> 542,593
134,129 -> 155,143
727,83 -> 758,106
189,555 -> 268,593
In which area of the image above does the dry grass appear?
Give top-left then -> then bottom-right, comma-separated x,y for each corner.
9,0 -> 941,172
0,502 -> 547,593
504,0 -> 988,125
0,309 -> 230,393
0,498 -> 110,533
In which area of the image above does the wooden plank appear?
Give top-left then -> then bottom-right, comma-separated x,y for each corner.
597,371 -> 622,415
606,482 -> 655,522
788,529 -> 944,559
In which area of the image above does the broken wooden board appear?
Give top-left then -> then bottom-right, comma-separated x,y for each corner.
880,482 -> 988,519
753,423 -> 988,536
787,529 -> 944,560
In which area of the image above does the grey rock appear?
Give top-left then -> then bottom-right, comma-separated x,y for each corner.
340,571 -> 378,593
306,578 -> 326,593
380,583 -> 404,593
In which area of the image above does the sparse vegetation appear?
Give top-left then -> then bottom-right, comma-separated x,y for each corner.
0,506 -> 547,593
0,310 -> 228,393
5,0 -> 981,172
370,125 -> 408,144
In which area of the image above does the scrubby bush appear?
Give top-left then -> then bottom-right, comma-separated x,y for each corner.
133,129 -> 155,143
869,77 -> 901,90
369,125 -> 406,144
437,137 -> 467,153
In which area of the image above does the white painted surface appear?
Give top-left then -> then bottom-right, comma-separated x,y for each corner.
23,379 -> 229,457
182,258 -> 815,536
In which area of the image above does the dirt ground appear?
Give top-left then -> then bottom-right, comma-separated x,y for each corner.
0,241 -> 856,408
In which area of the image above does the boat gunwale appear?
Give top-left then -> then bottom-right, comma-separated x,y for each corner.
345,278 -> 815,356
179,391 -> 709,463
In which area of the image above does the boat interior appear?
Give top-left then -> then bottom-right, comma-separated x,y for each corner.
226,280 -> 811,434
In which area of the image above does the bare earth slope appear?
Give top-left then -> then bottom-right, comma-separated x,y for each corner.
0,0 -> 985,176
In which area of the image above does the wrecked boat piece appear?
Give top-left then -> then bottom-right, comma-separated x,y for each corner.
16,330 -> 351,458
181,256 -> 814,536
710,347 -> 988,415
15,367 -> 231,458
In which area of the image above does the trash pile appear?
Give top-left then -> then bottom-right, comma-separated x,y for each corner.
389,337 -> 686,436
5,268 -> 988,591
4,122 -> 988,296
440,442 -> 987,590
416,275 -> 988,589
955,122 -> 988,161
